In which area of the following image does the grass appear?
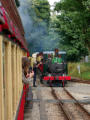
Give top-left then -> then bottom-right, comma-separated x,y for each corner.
68,62 -> 90,80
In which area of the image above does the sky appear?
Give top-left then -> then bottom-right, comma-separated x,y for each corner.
48,0 -> 60,6
48,0 -> 60,10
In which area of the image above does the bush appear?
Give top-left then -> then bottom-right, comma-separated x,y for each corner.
68,62 -> 90,80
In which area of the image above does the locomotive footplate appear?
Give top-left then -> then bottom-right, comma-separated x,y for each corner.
43,76 -> 71,87
43,76 -> 71,81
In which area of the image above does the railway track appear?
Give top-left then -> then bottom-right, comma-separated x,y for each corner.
24,86 -> 90,120
51,88 -> 72,120
51,87 -> 90,120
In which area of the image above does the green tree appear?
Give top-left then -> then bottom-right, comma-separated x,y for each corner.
27,0 -> 50,26
54,0 -> 90,61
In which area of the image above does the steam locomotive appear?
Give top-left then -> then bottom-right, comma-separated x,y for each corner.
39,51 -> 71,87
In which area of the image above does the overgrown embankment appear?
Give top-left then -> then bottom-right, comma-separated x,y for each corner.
68,62 -> 90,80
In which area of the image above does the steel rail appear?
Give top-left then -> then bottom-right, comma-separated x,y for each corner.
51,87 -> 72,120
64,88 -> 90,117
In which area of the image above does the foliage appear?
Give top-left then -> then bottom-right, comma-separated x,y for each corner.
68,62 -> 90,80
27,0 -> 50,27
54,0 -> 90,61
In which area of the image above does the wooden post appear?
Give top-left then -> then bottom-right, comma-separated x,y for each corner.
5,41 -> 13,120
0,36 -> 4,120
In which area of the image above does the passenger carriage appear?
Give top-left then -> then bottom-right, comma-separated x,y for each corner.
0,1 -> 28,120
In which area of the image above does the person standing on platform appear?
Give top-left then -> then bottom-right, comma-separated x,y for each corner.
38,59 -> 44,83
33,63 -> 37,87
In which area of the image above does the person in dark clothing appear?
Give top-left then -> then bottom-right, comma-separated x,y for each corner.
38,59 -> 44,84
55,48 -> 59,57
33,63 -> 37,87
